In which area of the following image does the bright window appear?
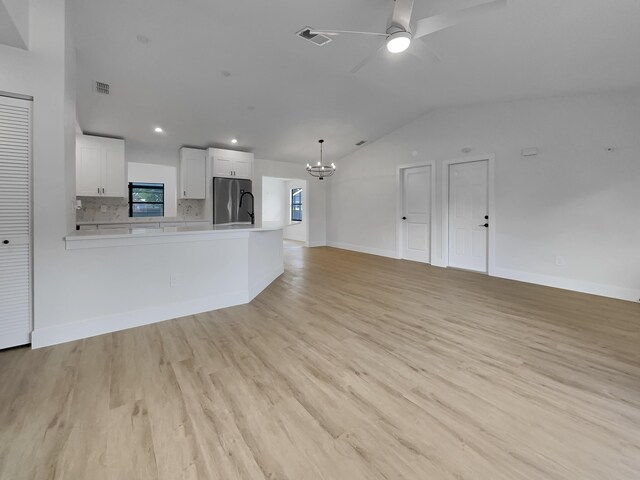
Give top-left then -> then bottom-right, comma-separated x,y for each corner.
291,188 -> 302,222
129,182 -> 164,217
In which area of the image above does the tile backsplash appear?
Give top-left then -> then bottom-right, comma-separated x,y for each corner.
76,197 -> 206,223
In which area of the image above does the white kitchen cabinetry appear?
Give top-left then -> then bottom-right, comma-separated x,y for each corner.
179,148 -> 206,199
209,148 -> 253,180
76,134 -> 125,197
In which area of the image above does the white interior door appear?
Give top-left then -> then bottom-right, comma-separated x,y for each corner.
448,160 -> 488,272
401,165 -> 431,263
0,95 -> 32,349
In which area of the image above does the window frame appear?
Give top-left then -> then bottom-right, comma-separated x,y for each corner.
128,182 -> 165,218
290,187 -> 302,222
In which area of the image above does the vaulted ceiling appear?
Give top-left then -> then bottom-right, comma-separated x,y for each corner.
71,0 -> 640,163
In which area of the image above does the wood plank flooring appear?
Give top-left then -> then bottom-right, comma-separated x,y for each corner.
1,242 -> 640,479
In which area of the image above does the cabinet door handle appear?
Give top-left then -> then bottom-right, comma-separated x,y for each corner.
102,187 -> 105,194
184,190 -> 186,196
98,187 -> 100,194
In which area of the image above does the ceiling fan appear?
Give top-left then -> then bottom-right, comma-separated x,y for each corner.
307,0 -> 507,72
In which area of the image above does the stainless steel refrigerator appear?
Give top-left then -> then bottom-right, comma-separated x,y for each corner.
212,177 -> 253,224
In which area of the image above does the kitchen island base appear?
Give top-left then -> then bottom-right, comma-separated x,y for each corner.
31,226 -> 283,348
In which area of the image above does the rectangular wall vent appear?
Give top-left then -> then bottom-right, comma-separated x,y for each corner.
296,27 -> 332,46
355,140 -> 367,146
94,81 -> 110,95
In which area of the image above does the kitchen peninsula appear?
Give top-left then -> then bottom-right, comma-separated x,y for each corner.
31,224 -> 283,348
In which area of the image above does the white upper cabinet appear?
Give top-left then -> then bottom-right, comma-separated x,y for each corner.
76,134 -> 125,197
209,148 -> 253,180
179,148 -> 206,199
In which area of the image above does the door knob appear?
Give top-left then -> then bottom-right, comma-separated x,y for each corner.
402,216 -> 407,220
2,240 -> 9,245
478,223 -> 488,227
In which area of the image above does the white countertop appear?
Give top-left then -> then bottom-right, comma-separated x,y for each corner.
75,219 -> 211,226
65,222 -> 289,250
66,222 -> 282,242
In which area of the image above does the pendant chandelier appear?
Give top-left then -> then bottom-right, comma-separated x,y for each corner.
306,139 -> 336,180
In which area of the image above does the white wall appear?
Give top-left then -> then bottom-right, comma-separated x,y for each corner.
262,177 -> 287,223
328,90 -> 640,301
254,158 -> 325,246
0,0 -> 76,331
0,0 -> 29,49
128,162 -> 178,217
126,140 -> 180,168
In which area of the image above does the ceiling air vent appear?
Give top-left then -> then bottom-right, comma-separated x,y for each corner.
296,27 -> 332,47
355,140 -> 366,146
94,81 -> 110,95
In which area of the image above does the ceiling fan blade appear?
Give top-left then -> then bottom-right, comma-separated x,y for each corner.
351,41 -> 387,73
391,0 -> 415,32
413,0 -> 506,40
310,29 -> 387,37
407,38 -> 441,65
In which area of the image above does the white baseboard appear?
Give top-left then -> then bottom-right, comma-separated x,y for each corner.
327,241 -> 400,259
31,291 -> 247,349
308,240 -> 327,247
492,267 -> 640,303
284,234 -> 306,242
326,240 -> 639,303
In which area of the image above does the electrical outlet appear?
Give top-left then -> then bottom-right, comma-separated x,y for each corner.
170,274 -> 181,287
555,255 -> 565,266
100,205 -> 107,213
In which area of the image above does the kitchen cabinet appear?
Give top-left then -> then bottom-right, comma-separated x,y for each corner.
76,134 -> 125,197
179,148 -> 206,199
209,148 -> 253,180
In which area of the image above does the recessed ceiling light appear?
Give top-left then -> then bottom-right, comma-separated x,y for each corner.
231,138 -> 238,144
154,127 -> 164,133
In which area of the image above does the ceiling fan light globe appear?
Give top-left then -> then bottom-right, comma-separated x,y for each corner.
386,31 -> 411,53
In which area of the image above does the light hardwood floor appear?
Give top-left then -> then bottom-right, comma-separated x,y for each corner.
1,243 -> 640,479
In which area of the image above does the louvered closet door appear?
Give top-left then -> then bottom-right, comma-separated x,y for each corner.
0,96 -> 32,349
